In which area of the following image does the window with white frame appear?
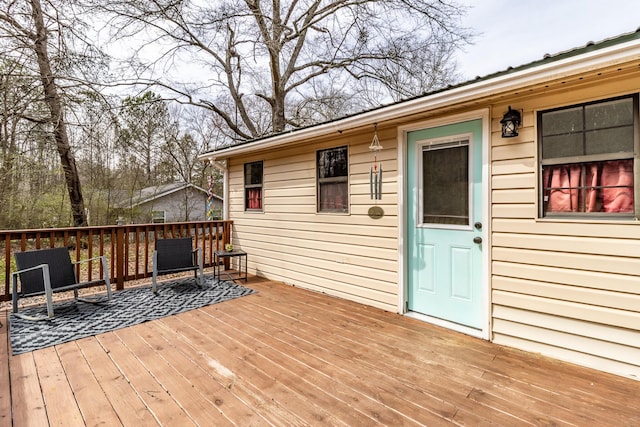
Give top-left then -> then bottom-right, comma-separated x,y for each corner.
244,161 -> 263,211
539,95 -> 637,218
317,146 -> 349,213
151,210 -> 166,223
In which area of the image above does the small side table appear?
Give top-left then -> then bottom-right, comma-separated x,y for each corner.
214,249 -> 248,283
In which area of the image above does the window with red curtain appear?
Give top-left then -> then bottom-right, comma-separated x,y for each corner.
317,146 -> 348,213
244,161 -> 263,211
539,96 -> 636,217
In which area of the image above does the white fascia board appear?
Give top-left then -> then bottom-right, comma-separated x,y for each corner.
199,39 -> 640,161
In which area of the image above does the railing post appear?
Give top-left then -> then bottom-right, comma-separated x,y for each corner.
223,221 -> 231,270
116,222 -> 125,290
4,234 -> 11,301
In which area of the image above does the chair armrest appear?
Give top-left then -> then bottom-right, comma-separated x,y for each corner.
72,255 -> 110,284
191,248 -> 203,269
12,263 -> 52,315
11,263 -> 48,277
72,255 -> 108,266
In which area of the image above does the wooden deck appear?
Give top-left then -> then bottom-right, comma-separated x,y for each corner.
1,276 -> 638,426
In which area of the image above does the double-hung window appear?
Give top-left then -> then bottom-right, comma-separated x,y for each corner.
244,161 -> 263,211
317,146 -> 349,213
539,95 -> 637,218
151,210 -> 166,223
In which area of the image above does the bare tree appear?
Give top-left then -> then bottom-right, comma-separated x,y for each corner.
72,91 -> 121,226
118,91 -> 172,186
161,105 -> 209,184
0,0 -> 90,225
0,59 -> 35,227
93,0 -> 472,144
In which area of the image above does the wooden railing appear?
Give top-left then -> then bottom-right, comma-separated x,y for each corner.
0,220 -> 233,302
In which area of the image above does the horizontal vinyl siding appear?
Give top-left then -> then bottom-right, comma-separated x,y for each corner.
490,73 -> 640,379
229,128 -> 399,312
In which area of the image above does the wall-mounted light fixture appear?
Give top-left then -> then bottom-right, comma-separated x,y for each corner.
500,106 -> 522,138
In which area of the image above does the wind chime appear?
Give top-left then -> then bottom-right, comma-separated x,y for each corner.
206,174 -> 215,220
369,123 -> 383,200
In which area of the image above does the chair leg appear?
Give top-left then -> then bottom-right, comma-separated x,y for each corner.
12,273 -> 19,314
102,256 -> 112,299
152,250 -> 159,294
77,256 -> 112,304
197,268 -> 204,287
11,267 -> 53,321
43,266 -> 55,319
197,249 -> 204,287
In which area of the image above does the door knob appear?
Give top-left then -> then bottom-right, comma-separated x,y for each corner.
474,222 -> 482,230
473,236 -> 482,244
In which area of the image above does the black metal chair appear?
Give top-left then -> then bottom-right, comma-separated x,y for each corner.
152,237 -> 204,294
12,247 -> 112,320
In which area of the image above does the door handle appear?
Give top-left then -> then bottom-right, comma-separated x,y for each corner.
473,236 -> 482,244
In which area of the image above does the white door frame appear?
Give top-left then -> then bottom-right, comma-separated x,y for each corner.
397,108 -> 491,340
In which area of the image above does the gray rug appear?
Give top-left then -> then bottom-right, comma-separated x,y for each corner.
9,276 -> 255,355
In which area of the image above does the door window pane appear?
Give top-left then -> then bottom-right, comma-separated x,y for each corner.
422,142 -> 469,225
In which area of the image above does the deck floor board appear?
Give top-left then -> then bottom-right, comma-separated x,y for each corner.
3,276 -> 639,426
75,337 -> 159,426
56,342 -> 122,426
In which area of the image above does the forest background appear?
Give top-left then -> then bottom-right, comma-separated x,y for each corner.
0,0 -> 472,229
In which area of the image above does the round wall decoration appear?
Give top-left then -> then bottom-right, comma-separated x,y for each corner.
368,206 -> 384,219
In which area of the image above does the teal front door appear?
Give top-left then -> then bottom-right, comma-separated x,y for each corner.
407,120 -> 483,330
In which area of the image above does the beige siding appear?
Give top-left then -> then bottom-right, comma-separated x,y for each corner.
228,128 -> 399,312
490,71 -> 640,379
222,59 -> 640,380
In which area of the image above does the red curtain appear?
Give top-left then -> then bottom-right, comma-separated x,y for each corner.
320,183 -> 347,211
543,160 -> 633,213
247,189 -> 262,209
544,164 -> 582,212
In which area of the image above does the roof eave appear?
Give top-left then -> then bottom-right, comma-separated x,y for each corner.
199,36 -> 640,161
129,183 -> 190,207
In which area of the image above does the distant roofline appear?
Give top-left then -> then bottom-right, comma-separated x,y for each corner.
121,183 -> 219,208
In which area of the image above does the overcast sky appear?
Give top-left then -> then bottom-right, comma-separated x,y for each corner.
455,1 -> 640,80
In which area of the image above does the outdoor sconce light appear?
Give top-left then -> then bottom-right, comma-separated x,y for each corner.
500,106 -> 522,138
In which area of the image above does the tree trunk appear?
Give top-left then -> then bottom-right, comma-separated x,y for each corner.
272,93 -> 286,133
30,0 -> 87,226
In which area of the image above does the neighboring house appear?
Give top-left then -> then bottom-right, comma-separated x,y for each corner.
200,31 -> 640,380
114,183 -> 222,223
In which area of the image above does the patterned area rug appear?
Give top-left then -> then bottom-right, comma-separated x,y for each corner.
9,276 -> 255,355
